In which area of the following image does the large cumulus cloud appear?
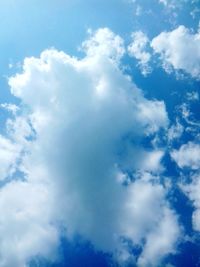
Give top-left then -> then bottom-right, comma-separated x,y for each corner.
0,28 -> 180,267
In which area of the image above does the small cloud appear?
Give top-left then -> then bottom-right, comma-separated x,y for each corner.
1,103 -> 19,115
171,142 -> 200,170
186,91 -> 199,101
168,119 -> 184,143
151,25 -> 200,79
128,31 -> 152,76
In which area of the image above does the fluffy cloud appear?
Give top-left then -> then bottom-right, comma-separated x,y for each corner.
122,178 -> 180,267
181,175 -> 200,231
0,180 -> 59,267
0,135 -> 20,181
138,207 -> 179,267
151,25 -> 200,79
135,150 -> 164,173
171,142 -> 200,170
186,91 -> 199,101
158,0 -> 178,9
0,28 -> 180,267
82,28 -> 125,62
128,31 -> 152,75
173,141 -> 200,233
167,119 -> 183,142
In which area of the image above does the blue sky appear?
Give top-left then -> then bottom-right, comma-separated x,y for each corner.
0,1 -> 200,267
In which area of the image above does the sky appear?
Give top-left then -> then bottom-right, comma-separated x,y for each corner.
0,0 -> 200,266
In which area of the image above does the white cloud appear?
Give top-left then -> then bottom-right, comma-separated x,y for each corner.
137,150 -> 165,173
167,120 -> 184,142
158,0 -> 178,9
138,207 -> 180,267
114,176 -> 180,266
0,28 -> 179,267
0,135 -> 20,181
0,180 -> 59,267
190,7 -> 200,19
128,31 -> 152,75
135,5 -> 142,16
186,91 -> 199,101
181,175 -> 200,231
82,28 -> 125,63
0,103 -> 19,115
151,25 -> 200,79
171,142 -> 200,170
